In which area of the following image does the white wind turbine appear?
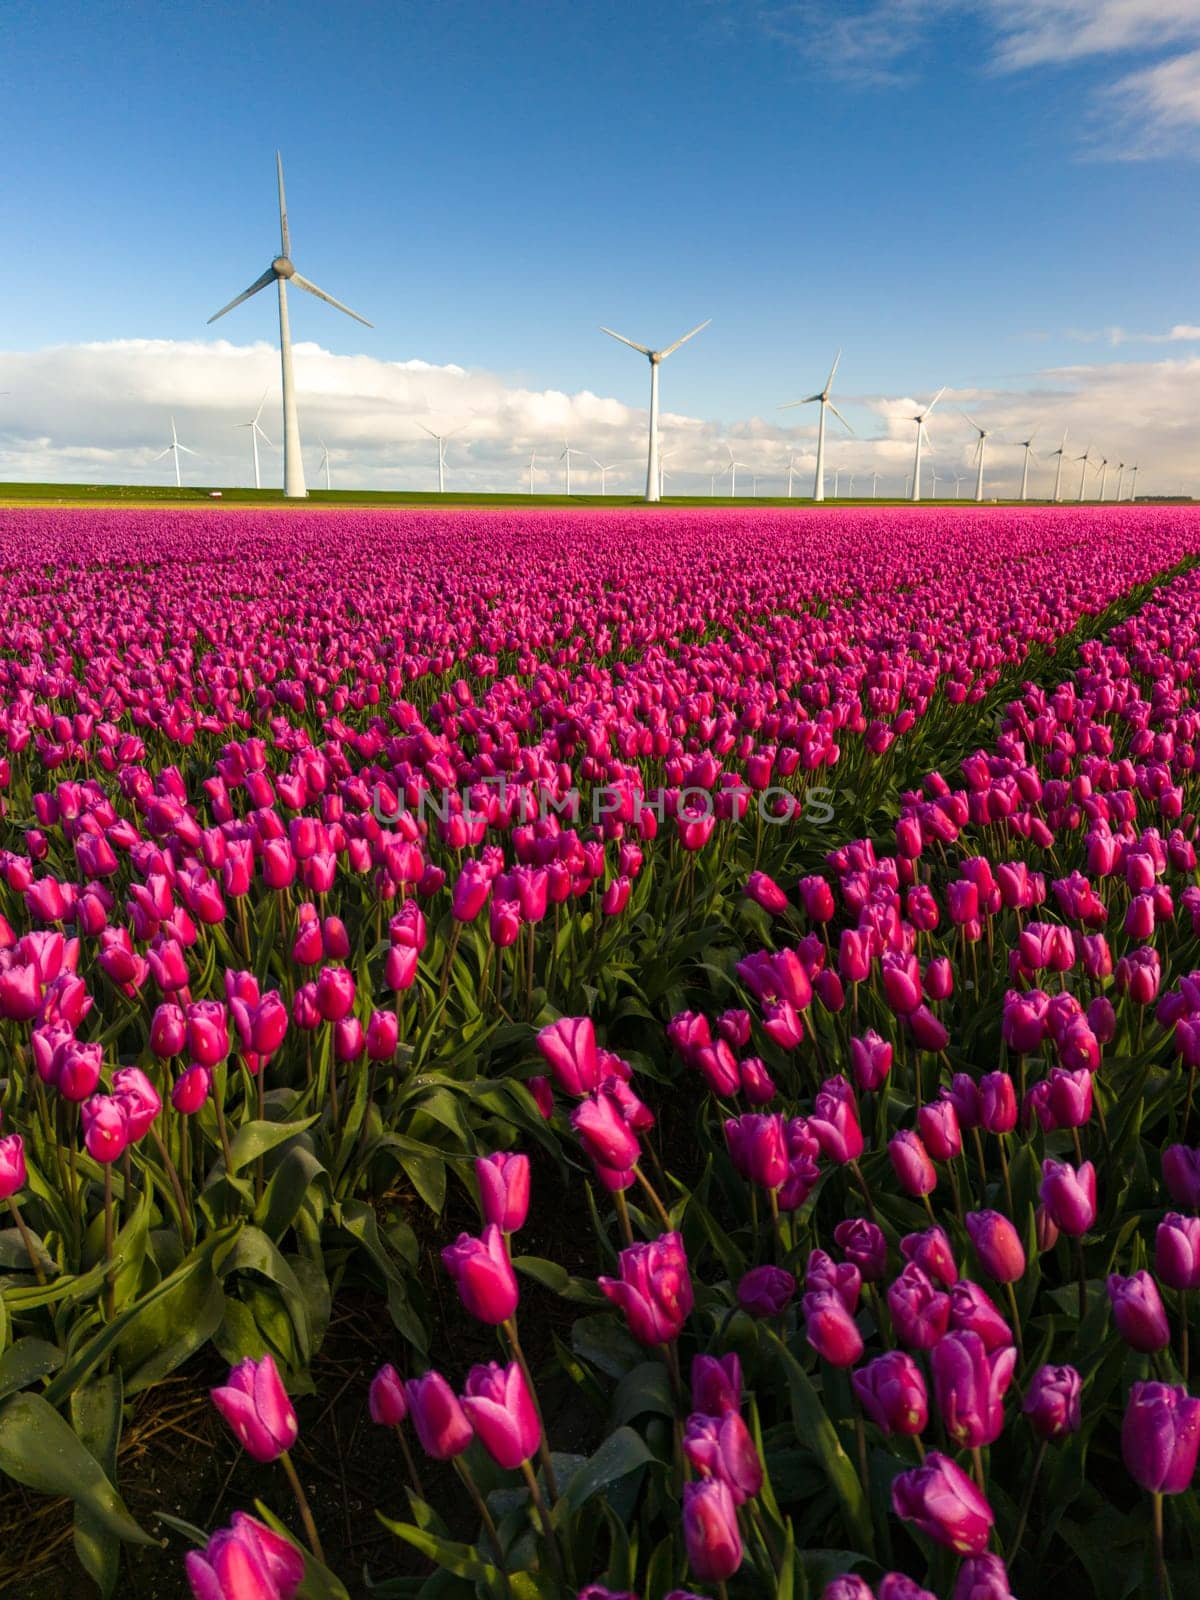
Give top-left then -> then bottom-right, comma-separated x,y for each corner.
658,448 -> 676,499
929,465 -> 941,498
1017,431 -> 1038,502
1050,429 -> 1069,503
528,450 -> 538,495
316,438 -> 331,490
833,465 -> 844,497
785,452 -> 799,498
236,390 -> 273,490
418,422 -> 465,494
954,474 -> 967,499
1129,463 -> 1139,500
154,415 -> 196,488
779,349 -> 853,502
1116,461 -> 1126,500
560,440 -> 589,495
208,153 -> 371,498
871,470 -> 879,498
1075,443 -> 1094,502
1096,455 -> 1109,501
599,319 -> 710,503
725,446 -> 750,497
590,456 -> 621,496
908,388 -> 945,503
963,413 -> 991,502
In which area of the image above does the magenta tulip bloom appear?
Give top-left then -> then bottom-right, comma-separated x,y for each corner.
1022,1364 -> 1082,1440
691,1352 -> 741,1415
952,1554 -> 1017,1600
315,965 -> 355,1022
949,1280 -> 1013,1352
0,1135 -> 26,1201
918,1101 -> 962,1162
682,1477 -> 742,1583
1107,1271 -> 1170,1353
150,1001 -> 188,1058
476,1152 -> 531,1233
724,1113 -> 788,1189
834,1217 -> 888,1283
536,1015 -> 600,1095
888,1263 -> 951,1350
965,1211 -> 1025,1284
736,1264 -> 796,1318
172,1063 -> 212,1114
81,1096 -> 130,1164
460,1360 -> 540,1470
365,1010 -> 399,1062
820,1579 -> 874,1600
187,1001 -> 229,1066
1122,1381 -> 1200,1493
404,1372 -> 474,1460
809,1075 -> 863,1164
368,1364 -> 408,1426
931,1330 -> 1016,1448
901,1226 -> 958,1288
111,1066 -> 161,1141
852,1350 -> 928,1437
184,1511 -> 304,1600
682,1409 -> 763,1503
978,1071 -> 1017,1135
803,1290 -> 864,1367
230,989 -> 289,1057
850,1030 -> 893,1092
889,1130 -> 937,1197
1163,1144 -> 1200,1210
1040,1158 -> 1096,1237
440,1224 -> 519,1325
599,1232 -> 693,1345
891,1451 -> 995,1555
877,1577 -> 938,1600
572,1087 -> 642,1171
210,1353 -> 299,1463
1157,1213 -> 1200,1290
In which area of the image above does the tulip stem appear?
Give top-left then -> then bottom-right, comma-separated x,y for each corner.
103,1163 -> 115,1320
634,1165 -> 672,1231
854,1404 -> 870,1498
1153,1491 -> 1168,1599
1006,1438 -> 1046,1565
1076,1238 -> 1088,1322
971,1445 -> 985,1493
614,1188 -> 634,1248
148,1125 -> 193,1249
1182,1292 -> 1190,1382
520,1459 -> 563,1584
997,1135 -> 1015,1219
503,1319 -> 559,1502
1004,1280 -> 1026,1369
7,1197 -> 44,1287
394,1424 -> 427,1503
280,1449 -> 325,1565
453,1456 -> 505,1571
849,1161 -> 878,1225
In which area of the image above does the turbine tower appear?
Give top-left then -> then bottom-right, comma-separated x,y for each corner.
1075,444 -> 1094,503
208,153 -> 372,498
779,349 -> 853,502
963,413 -> 991,502
599,319 -> 710,502
418,423 -> 464,494
1050,429 -> 1069,503
908,388 -> 945,503
154,415 -> 195,488
1017,431 -> 1038,502
236,390 -> 273,490
871,470 -> 879,499
785,452 -> 798,498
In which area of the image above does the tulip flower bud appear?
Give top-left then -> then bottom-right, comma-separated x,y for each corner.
536,1016 -> 600,1095
440,1224 -> 519,1325
1040,1158 -> 1096,1237
833,1217 -> 887,1282
682,1409 -> 763,1503
460,1360 -> 541,1470
1022,1363 -> 1082,1440
184,1512 -> 304,1600
901,1226 -> 958,1287
210,1353 -> 299,1463
891,1451 -> 995,1555
852,1350 -> 928,1436
1107,1270 -> 1170,1353
888,1262 -> 951,1350
691,1352 -> 741,1416
682,1477 -> 742,1583
368,1364 -> 408,1426
803,1289 -> 864,1367
599,1232 -> 693,1345
1156,1213 -> 1200,1290
172,1063 -> 212,1114
952,1555 -> 1018,1600
736,1264 -> 796,1318
889,1130 -> 937,1197
0,1135 -> 26,1201
404,1372 -> 474,1460
918,1101 -> 962,1161
81,1095 -> 129,1163
965,1211 -> 1025,1284
930,1329 -> 1016,1448
476,1152 -> 531,1233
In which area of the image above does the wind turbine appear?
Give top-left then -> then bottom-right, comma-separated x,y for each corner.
236,390 -> 273,490
725,446 -> 750,497
1050,429 -> 1069,503
908,388 -> 945,503
658,448 -> 676,499
590,456 -> 620,495
954,474 -> 967,499
785,452 -> 799,498
1017,431 -> 1038,502
1096,455 -> 1109,501
963,413 -> 991,502
418,423 -> 465,494
929,465 -> 941,498
316,438 -> 331,490
154,415 -> 196,488
904,475 -> 912,498
1116,461 -> 1126,500
1129,463 -> 1139,500
599,319 -> 710,503
833,465 -> 844,498
528,450 -> 538,495
779,349 -> 853,502
1075,444 -> 1094,503
208,153 -> 372,499
871,470 -> 879,499
560,441 -> 588,495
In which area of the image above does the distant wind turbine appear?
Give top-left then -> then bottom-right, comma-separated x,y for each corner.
1096,455 -> 1109,501
599,318 -> 710,502
236,390 -> 273,490
1129,463 -> 1139,501
785,452 -> 799,498
909,388 -> 945,503
208,153 -> 372,498
1017,431 -> 1038,502
154,415 -> 196,488
658,448 -> 675,500
590,456 -> 620,495
954,475 -> 967,499
833,466 -> 844,498
418,423 -> 465,494
1075,444 -> 1094,503
1050,429 -> 1069,503
871,470 -> 879,499
929,465 -> 941,498
560,441 -> 588,495
1116,461 -> 1126,500
316,438 -> 331,490
779,349 -> 853,502
725,446 -> 750,498
528,450 -> 538,495
963,413 -> 991,502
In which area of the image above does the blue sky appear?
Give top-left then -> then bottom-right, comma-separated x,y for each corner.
2,0 -> 1198,491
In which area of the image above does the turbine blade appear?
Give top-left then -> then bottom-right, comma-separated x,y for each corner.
925,386 -> 946,415
825,348 -> 842,392
660,318 -> 711,358
277,152 -> 291,259
962,412 -> 982,434
827,402 -> 855,435
208,268 -> 276,324
416,424 -> 437,439
177,444 -> 197,455
778,394 -> 821,409
599,326 -> 652,356
151,448 -> 172,461
253,388 -> 268,424
290,274 -> 373,327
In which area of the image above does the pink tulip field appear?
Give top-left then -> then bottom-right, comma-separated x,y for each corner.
3,502 -> 1200,1599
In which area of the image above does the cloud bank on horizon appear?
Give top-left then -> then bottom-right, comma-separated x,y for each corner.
0,335 -> 1193,497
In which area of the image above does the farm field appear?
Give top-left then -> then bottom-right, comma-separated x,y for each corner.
0,504 -> 1199,1598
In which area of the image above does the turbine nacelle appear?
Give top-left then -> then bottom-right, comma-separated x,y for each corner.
272,256 -> 295,279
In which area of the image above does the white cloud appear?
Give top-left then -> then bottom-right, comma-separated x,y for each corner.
1096,48 -> 1200,158
0,336 -> 1193,498
983,1 -> 1200,71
